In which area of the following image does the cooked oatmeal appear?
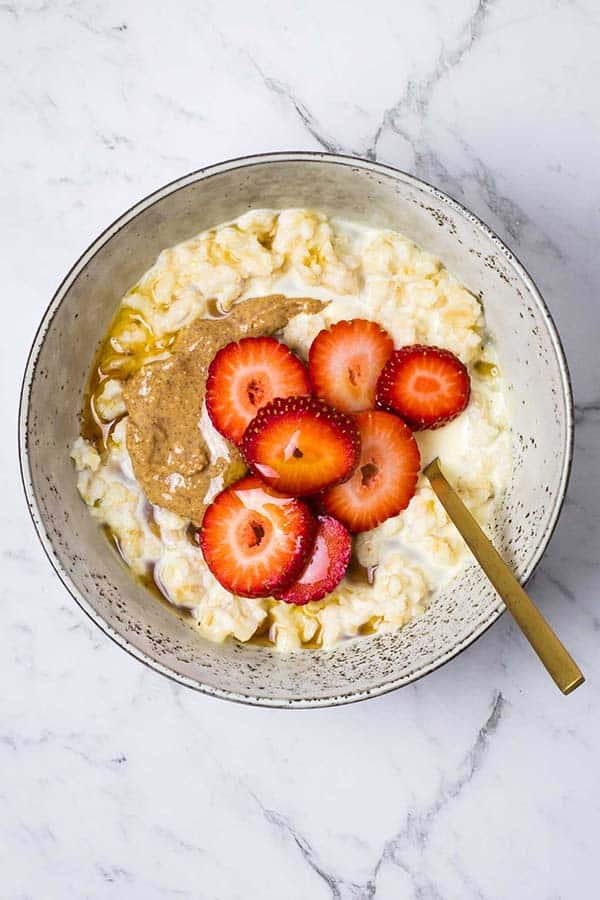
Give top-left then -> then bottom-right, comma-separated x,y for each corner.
71,209 -> 511,650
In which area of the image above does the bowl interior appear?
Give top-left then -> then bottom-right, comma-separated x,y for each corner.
21,155 -> 571,706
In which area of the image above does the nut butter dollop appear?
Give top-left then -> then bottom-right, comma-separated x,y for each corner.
123,295 -> 324,524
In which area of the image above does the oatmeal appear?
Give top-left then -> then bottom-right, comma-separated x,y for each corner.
71,209 -> 511,651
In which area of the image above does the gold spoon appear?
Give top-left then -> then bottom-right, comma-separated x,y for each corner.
424,457 -> 584,694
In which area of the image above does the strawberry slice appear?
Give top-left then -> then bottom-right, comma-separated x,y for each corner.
240,396 -> 360,496
199,475 -> 316,598
376,345 -> 470,430
309,319 -> 394,413
206,336 -> 311,444
274,515 -> 351,605
322,410 -> 420,533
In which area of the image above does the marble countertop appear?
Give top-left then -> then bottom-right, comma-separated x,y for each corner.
3,1 -> 599,897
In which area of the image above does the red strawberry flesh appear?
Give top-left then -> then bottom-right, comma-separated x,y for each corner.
206,336 -> 311,444
274,515 -> 352,605
240,396 -> 360,496
199,475 -> 316,598
376,344 -> 470,430
309,318 -> 394,413
322,410 -> 420,533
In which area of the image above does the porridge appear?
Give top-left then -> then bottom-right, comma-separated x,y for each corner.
71,209 -> 511,650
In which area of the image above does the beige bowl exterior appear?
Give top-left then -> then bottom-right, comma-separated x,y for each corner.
19,153 -> 573,707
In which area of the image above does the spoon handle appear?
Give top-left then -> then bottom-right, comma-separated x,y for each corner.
424,458 -> 584,695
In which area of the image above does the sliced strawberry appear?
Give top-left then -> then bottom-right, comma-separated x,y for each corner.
206,336 -> 311,444
309,319 -> 394,413
240,396 -> 360,496
322,411 -> 420,533
376,345 -> 470,430
199,475 -> 316,598
274,515 -> 352,605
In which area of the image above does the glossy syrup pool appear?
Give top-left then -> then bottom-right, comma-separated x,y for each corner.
80,304 -> 174,451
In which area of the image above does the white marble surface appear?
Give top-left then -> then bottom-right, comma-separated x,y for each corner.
2,1 -> 600,897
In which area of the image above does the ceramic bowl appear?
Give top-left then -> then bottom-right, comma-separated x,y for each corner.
19,152 -> 573,707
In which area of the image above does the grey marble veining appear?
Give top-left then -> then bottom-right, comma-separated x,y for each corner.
2,0 -> 599,897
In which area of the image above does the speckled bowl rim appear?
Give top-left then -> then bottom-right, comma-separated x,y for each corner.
18,151 -> 574,708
